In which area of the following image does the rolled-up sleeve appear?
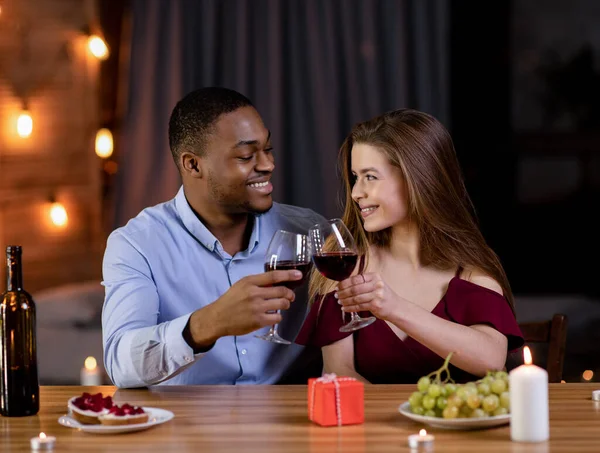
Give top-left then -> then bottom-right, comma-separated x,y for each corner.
101,231 -> 206,388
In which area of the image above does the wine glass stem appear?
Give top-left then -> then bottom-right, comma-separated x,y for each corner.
350,312 -> 361,321
271,309 -> 281,335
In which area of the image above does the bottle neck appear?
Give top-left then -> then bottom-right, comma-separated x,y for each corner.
6,251 -> 23,291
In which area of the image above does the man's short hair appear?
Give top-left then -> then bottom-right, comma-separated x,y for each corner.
168,87 -> 253,167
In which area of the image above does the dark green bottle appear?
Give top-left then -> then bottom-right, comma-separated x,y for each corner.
0,246 -> 39,416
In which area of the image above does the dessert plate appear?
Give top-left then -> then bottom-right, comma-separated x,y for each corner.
58,407 -> 174,434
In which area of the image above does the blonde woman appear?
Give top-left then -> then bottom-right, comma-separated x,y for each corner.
296,109 -> 523,384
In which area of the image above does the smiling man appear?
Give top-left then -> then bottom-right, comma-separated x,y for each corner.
102,87 -> 324,387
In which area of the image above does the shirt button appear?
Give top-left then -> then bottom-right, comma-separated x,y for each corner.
241,349 -> 247,355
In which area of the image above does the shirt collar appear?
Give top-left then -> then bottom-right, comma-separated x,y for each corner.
175,186 -> 261,255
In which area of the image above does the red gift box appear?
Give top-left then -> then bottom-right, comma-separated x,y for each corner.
308,374 -> 364,427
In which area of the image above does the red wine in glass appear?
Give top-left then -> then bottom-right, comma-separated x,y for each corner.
256,230 -> 311,345
264,261 -> 312,290
309,219 -> 376,332
312,252 -> 357,282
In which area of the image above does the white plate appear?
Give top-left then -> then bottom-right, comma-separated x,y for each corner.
398,402 -> 510,430
58,407 -> 174,434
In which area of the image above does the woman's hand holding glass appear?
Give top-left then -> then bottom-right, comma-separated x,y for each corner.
335,272 -> 401,321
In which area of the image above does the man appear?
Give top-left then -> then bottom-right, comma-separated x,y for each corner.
102,87 -> 324,387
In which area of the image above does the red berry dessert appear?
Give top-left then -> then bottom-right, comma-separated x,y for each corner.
68,392 -> 148,425
98,403 -> 149,425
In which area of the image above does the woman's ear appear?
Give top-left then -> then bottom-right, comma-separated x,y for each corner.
181,152 -> 203,178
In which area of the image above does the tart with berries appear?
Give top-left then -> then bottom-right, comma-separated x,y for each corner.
68,392 -> 148,425
98,403 -> 149,425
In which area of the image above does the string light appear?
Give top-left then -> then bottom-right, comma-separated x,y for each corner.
17,110 -> 33,138
95,128 -> 113,158
583,370 -> 594,381
87,35 -> 109,60
49,201 -> 68,228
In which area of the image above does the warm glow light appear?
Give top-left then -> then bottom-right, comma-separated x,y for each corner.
88,35 -> 109,60
49,202 -> 68,227
583,370 -> 594,381
17,111 -> 33,137
419,429 -> 427,437
84,356 -> 97,371
523,346 -> 532,365
561,380 -> 566,384
39,433 -> 46,439
95,128 -> 113,158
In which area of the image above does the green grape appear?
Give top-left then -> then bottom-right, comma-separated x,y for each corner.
436,397 -> 448,410
477,382 -> 491,396
417,376 -> 431,393
491,378 -> 507,395
470,408 -> 486,418
456,387 -> 469,400
445,383 -> 458,394
482,394 -> 500,413
422,395 -> 436,410
465,382 -> 477,391
435,408 -> 444,418
428,383 -> 441,398
439,385 -> 449,397
493,407 -> 508,416
442,406 -> 459,419
482,375 -> 495,385
499,391 -> 510,409
412,406 -> 425,416
495,371 -> 508,381
447,394 -> 464,408
466,393 -> 482,409
409,391 -> 424,409
424,409 -> 436,417
459,405 -> 473,418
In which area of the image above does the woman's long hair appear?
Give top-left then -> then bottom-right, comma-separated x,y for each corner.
308,109 -> 514,312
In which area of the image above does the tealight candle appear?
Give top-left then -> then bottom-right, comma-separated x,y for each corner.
30,432 -> 56,450
80,356 -> 102,386
407,429 -> 434,449
509,346 -> 549,442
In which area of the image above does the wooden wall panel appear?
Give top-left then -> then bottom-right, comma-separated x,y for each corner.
0,0 -> 105,293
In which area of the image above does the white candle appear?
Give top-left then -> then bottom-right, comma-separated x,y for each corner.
509,346 -> 549,442
80,356 -> 102,386
407,429 -> 434,449
30,432 -> 56,450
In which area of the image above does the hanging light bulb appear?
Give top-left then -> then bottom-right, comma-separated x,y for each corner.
87,35 -> 109,60
17,110 -> 33,138
49,202 -> 68,228
95,128 -> 113,158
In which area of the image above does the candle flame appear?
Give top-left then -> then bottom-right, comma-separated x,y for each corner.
84,356 -> 97,371
583,370 -> 594,381
419,429 -> 427,437
523,346 -> 532,365
39,433 -> 46,439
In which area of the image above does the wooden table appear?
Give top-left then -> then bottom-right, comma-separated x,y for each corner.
1,384 -> 600,452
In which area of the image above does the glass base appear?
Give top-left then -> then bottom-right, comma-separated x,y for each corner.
255,332 -> 291,345
339,315 -> 376,333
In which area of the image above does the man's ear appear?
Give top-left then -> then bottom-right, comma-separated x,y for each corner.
180,151 -> 203,178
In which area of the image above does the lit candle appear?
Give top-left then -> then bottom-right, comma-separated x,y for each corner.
509,346 -> 549,442
407,429 -> 434,449
80,356 -> 102,386
30,432 -> 56,450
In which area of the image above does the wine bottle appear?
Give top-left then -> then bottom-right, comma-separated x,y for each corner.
0,246 -> 39,417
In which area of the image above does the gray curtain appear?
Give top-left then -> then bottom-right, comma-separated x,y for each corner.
115,0 -> 449,228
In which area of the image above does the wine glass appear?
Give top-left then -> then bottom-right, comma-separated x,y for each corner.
255,230 -> 312,345
308,219 -> 376,332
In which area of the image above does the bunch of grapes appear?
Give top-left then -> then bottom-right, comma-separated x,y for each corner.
408,353 -> 510,419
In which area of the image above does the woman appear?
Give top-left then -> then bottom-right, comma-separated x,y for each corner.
295,109 -> 524,384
